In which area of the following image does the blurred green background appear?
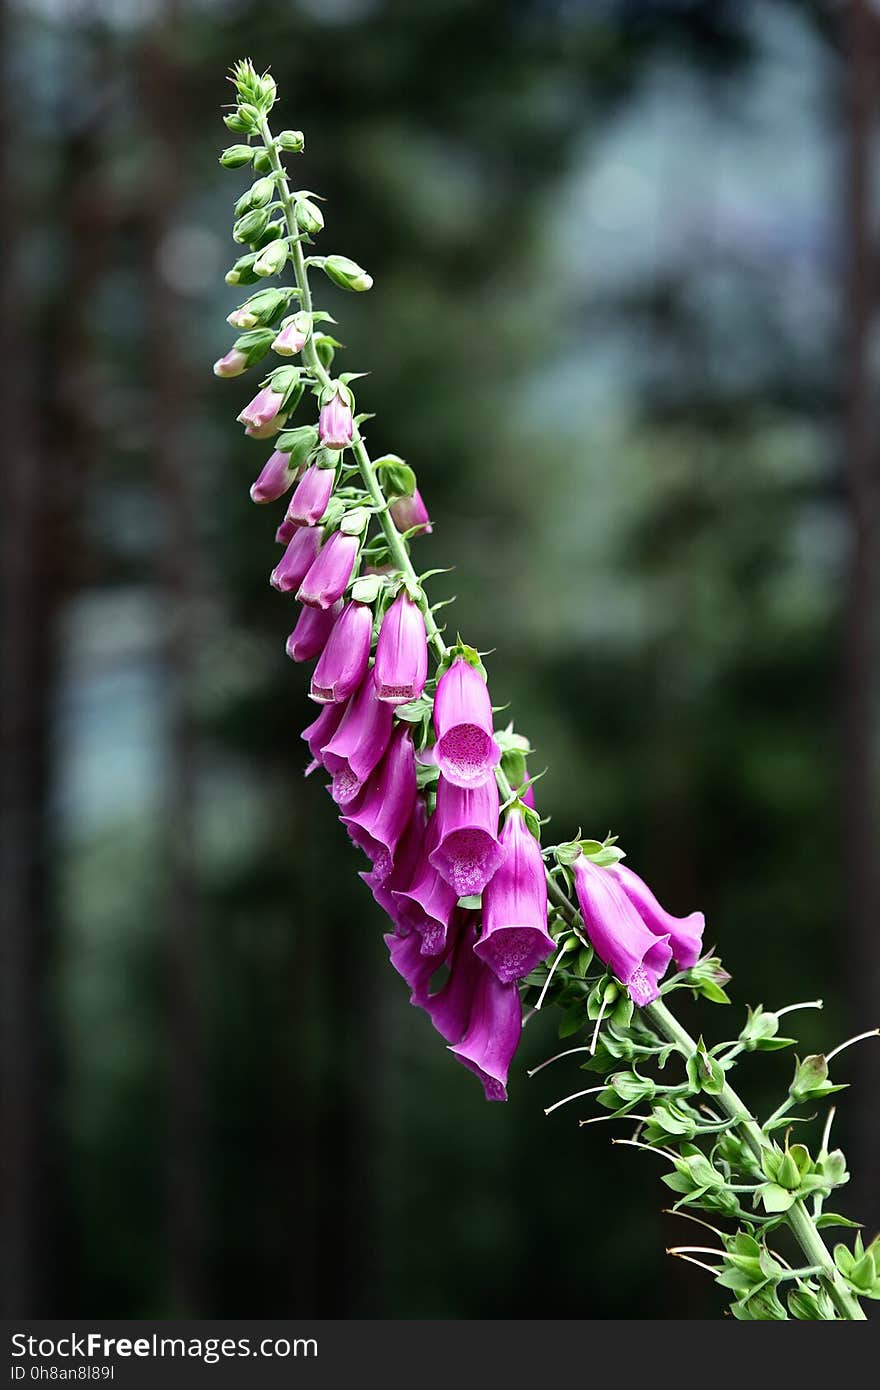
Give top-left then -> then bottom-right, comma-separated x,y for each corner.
2,0 -> 878,1319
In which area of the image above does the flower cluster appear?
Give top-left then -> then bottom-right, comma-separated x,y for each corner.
213,59 -> 707,1103
212,62 -> 878,1320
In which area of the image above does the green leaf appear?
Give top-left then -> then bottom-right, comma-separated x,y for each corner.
815,1212 -> 862,1230
758,1183 -> 796,1214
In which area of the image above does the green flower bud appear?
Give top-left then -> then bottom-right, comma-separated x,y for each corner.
223,111 -> 253,134
220,144 -> 255,169
233,207 -> 270,245
322,254 -> 373,293
253,239 -> 288,278
253,148 -> 273,174
249,176 -> 275,209
340,507 -> 370,537
274,424 -> 320,469
295,197 -> 324,236
225,252 -> 259,286
278,130 -> 305,153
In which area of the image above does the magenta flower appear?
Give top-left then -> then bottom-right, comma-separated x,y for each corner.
286,464 -> 334,527
237,384 -> 286,437
425,917 -> 483,1039
474,810 -> 554,983
322,674 -> 394,805
365,799 -> 428,924
270,524 -> 322,593
428,773 -> 503,898
606,862 -> 704,971
297,530 -> 359,609
573,856 -> 673,1007
385,923 -> 445,1007
340,723 -> 417,881
318,388 -> 353,449
285,601 -> 339,663
213,347 -> 248,378
433,658 -> 501,788
250,448 -> 296,504
373,593 -> 428,704
301,700 -> 347,773
310,601 -> 372,704
275,518 -> 297,546
449,957 -> 522,1103
392,818 -> 459,956
390,488 -> 432,536
271,319 -> 309,356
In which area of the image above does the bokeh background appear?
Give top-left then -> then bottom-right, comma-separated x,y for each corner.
2,0 -> 878,1320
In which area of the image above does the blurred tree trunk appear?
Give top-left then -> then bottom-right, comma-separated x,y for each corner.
0,0 -> 57,1315
841,0 -> 880,1229
140,8 -> 207,1314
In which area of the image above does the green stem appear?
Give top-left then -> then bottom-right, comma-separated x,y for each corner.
257,112 -> 865,1323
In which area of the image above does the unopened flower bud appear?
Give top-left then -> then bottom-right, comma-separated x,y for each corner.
253,238 -> 288,278
390,488 -> 432,536
224,110 -> 254,134
249,176 -> 275,208
253,149 -> 272,173
287,463 -> 335,527
310,601 -> 373,704
278,130 -> 305,152
373,593 -> 428,705
322,254 -> 373,292
297,530 -> 359,609
225,253 -> 258,286
276,518 -> 297,546
219,144 -> 255,169
226,288 -> 288,331
286,601 -> 339,663
237,384 -> 285,437
271,525 -> 322,593
272,313 -> 310,356
318,385 -> 353,450
295,197 -> 324,235
213,347 -> 248,378
233,207 -> 270,245
275,423 -> 319,469
250,449 -> 297,504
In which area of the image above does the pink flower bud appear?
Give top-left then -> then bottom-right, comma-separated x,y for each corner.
365,799 -> 427,924
286,464 -> 335,527
390,488 -> 432,536
285,601 -> 339,662
432,658 -> 501,788
250,448 -> 296,504
322,674 -> 394,805
310,601 -> 372,704
270,524 -> 322,593
272,318 -> 309,356
213,348 -> 248,378
474,810 -> 554,983
339,724 -> 417,883
573,856 -> 673,1007
428,774 -> 504,898
237,384 -> 286,437
373,593 -> 428,704
296,530 -> 359,609
318,388 -> 353,449
275,518 -> 298,546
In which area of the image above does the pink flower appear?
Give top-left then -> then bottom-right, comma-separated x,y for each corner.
285,602 -> 339,663
318,388 -> 353,449
573,855 -> 673,1007
606,862 -> 705,971
296,530 -> 359,609
392,817 -> 459,957
339,724 -> 417,882
322,675 -> 394,806
390,488 -> 432,536
432,658 -> 501,788
286,464 -> 335,527
275,518 -> 298,546
310,601 -> 372,704
300,701 -> 347,774
365,799 -> 428,927
373,593 -> 428,704
449,956 -> 522,1102
474,810 -> 554,983
237,384 -> 286,438
428,774 -> 504,898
